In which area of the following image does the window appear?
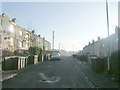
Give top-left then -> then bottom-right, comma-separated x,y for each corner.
102,43 -> 104,47
38,38 -> 39,42
19,41 -> 23,47
25,43 -> 28,48
20,30 -> 23,36
0,34 -> 1,44
26,34 -> 28,39
0,19 -> 1,26
0,34 -> 1,48
9,25 -> 14,32
19,41 -> 22,47
116,38 -> 118,41
10,38 -> 14,46
17,39 -> 19,48
40,39 -> 42,44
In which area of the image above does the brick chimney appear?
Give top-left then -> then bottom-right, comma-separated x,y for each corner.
115,26 -> 118,34
98,37 -> 100,41
89,42 -> 91,45
92,40 -> 94,43
32,30 -> 34,33
12,18 -> 16,23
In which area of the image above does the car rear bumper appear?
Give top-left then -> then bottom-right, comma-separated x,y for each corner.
51,57 -> 61,60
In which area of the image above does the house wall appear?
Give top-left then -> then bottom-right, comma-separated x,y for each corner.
82,27 -> 118,58
1,13 -> 51,54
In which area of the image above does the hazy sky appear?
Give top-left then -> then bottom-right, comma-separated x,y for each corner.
1,1 -> 118,51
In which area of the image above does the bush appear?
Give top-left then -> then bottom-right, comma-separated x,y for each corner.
27,55 -> 34,65
2,50 -> 14,57
79,55 -> 88,62
29,47 -> 42,55
38,54 -> 42,61
38,48 -> 43,61
39,48 -> 42,55
109,50 -> 120,81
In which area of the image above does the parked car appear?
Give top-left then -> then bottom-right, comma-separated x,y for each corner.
72,54 -> 77,58
90,55 -> 98,60
51,53 -> 61,60
72,54 -> 81,59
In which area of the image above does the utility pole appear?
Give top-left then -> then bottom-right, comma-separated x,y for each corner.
52,31 -> 54,50
118,2 -> 120,87
106,0 -> 110,71
106,0 -> 109,37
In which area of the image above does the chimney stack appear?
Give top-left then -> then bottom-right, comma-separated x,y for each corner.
12,18 -> 16,23
89,42 -> 91,45
98,37 -> 100,41
115,26 -> 118,34
92,40 -> 94,43
32,30 -> 34,33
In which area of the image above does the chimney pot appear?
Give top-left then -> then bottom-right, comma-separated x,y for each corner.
32,30 -> 34,33
98,37 -> 100,41
89,42 -> 91,45
115,26 -> 118,34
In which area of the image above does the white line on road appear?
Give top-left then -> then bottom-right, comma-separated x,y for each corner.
38,72 -> 61,83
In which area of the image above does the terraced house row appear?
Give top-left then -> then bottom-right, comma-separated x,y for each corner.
82,2 -> 120,58
0,13 -> 51,56
82,26 -> 119,58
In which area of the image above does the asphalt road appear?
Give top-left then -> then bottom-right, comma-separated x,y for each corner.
2,56 -> 95,88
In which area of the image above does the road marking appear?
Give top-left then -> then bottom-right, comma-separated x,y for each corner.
38,72 -> 60,83
39,73 -> 48,80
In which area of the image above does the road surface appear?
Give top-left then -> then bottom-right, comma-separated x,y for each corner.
2,56 -> 117,88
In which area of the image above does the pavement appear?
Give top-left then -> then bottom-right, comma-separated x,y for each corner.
74,59 -> 119,88
1,70 -> 18,81
1,62 -> 38,82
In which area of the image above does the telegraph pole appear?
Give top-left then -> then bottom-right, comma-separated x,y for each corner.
106,0 -> 109,36
106,0 -> 110,71
52,31 -> 54,50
